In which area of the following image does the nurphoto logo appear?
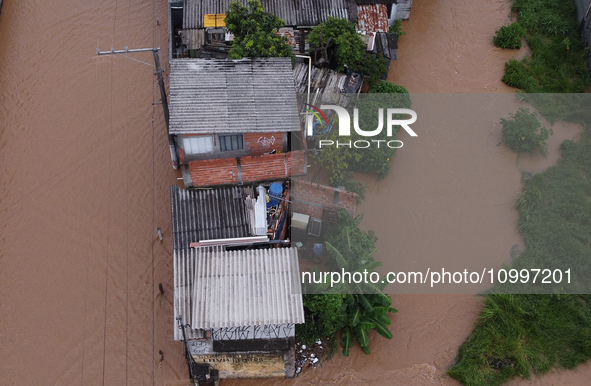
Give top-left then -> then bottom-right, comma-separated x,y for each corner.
304,103 -> 418,149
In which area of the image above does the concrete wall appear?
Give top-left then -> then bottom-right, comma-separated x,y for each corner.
243,132 -> 284,155
291,179 -> 357,218
178,132 -> 286,163
192,351 -> 288,379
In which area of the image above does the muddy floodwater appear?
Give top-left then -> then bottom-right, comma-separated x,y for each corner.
1,0 -> 589,386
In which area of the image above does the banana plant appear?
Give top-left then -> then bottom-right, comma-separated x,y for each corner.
340,292 -> 398,355
325,226 -> 382,272
304,226 -> 397,356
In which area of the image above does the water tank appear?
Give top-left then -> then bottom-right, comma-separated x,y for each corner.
268,183 -> 283,207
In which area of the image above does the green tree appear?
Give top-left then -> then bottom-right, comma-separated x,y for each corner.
307,17 -> 366,71
224,0 -> 294,59
307,17 -> 388,86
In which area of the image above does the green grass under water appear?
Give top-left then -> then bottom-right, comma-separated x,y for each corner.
448,294 -> 591,386
448,0 -> 591,378
448,121 -> 591,384
501,0 -> 590,92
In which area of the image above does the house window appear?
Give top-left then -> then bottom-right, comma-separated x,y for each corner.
183,136 -> 214,154
219,134 -> 244,151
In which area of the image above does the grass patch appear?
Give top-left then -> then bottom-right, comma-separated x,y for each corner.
448,294 -> 591,386
448,97 -> 591,384
494,23 -> 526,49
450,1 -> 591,382
500,107 -> 552,154
499,0 -> 590,92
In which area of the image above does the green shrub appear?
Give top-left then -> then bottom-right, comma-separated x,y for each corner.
388,20 -> 406,38
296,294 -> 345,350
297,211 -> 397,357
369,81 -> 409,94
501,108 -> 552,154
494,23 -> 526,49
502,59 -> 536,90
499,0 -> 590,92
341,84 -> 411,178
324,210 -> 378,264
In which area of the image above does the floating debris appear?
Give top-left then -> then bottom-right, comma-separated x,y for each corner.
294,338 -> 330,375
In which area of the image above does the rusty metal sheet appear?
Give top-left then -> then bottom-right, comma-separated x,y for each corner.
357,4 -> 389,33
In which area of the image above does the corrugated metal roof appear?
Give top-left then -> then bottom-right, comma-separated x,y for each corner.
169,58 -> 299,135
373,32 -> 398,60
293,62 -> 362,94
358,4 -> 389,33
183,0 -> 352,29
354,0 -> 395,4
170,184 -> 253,250
183,247 -> 304,329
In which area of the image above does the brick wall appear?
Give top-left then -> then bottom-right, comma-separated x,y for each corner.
241,153 -> 287,182
188,158 -> 238,187
186,150 -> 306,187
291,179 -> 357,218
277,27 -> 296,48
244,132 -> 283,156
290,150 -> 306,176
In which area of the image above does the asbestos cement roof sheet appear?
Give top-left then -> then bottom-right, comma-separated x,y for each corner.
173,247 -> 304,336
169,58 -> 299,135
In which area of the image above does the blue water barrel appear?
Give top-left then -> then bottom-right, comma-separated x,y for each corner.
268,183 -> 283,207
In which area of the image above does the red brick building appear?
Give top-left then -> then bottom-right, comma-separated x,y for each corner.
168,57 -> 307,187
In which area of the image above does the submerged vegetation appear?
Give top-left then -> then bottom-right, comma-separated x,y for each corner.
300,84 -> 410,356
449,124 -> 591,385
389,20 -> 406,39
494,23 -> 526,49
500,107 -> 552,153
498,0 -> 590,92
448,294 -> 591,386
451,1 -> 591,382
313,82 -> 411,195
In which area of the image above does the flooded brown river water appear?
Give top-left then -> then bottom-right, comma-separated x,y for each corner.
1,0 -> 590,385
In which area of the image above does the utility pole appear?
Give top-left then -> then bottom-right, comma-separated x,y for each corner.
96,46 -> 179,169
152,50 -> 179,170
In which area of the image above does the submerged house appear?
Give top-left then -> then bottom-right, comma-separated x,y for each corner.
168,0 -> 413,58
170,183 -> 305,380
168,57 -> 307,188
